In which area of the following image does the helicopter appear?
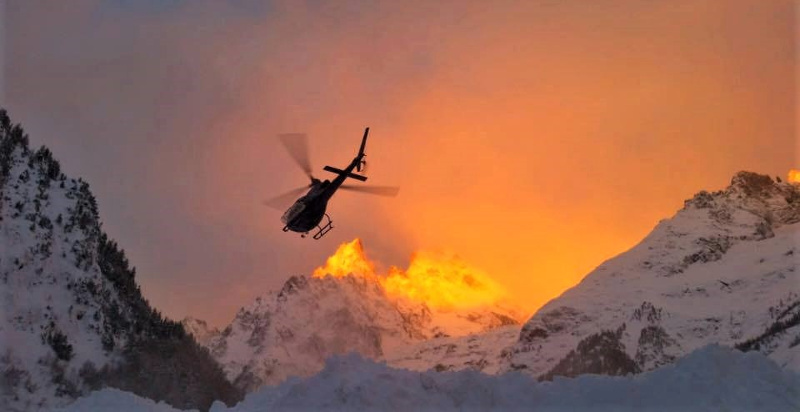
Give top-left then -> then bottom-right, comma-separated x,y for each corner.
265,127 -> 399,239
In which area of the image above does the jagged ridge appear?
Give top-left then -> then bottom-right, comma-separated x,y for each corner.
185,268 -> 523,391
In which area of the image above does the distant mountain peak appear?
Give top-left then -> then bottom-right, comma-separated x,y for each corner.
509,170 -> 800,378
730,171 -> 784,197
685,171 -> 799,226
185,238 -> 525,391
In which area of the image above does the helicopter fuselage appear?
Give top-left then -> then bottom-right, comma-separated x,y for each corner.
282,144 -> 365,234
281,184 -> 332,232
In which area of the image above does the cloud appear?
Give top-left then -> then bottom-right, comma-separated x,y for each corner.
5,0 -> 795,325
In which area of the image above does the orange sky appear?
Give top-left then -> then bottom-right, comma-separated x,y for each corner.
6,0 -> 797,325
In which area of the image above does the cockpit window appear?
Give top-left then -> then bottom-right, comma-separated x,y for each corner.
281,201 -> 306,224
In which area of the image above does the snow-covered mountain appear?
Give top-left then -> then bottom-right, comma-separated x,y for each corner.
185,239 -> 524,391
508,171 -> 799,379
188,172 -> 799,390
0,109 -> 240,411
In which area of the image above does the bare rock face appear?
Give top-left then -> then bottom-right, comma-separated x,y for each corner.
540,327 -> 640,381
635,325 -> 680,370
507,172 -> 800,379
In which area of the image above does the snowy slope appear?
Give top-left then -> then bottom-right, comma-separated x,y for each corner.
58,345 -> 800,412
0,112 -> 137,410
509,172 -> 800,378
383,324 -> 519,374
192,270 -> 522,391
182,317 -> 221,347
0,110 -> 239,411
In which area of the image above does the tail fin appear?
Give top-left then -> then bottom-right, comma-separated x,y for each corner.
358,127 -> 369,157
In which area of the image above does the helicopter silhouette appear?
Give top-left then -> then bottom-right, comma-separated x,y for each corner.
265,127 -> 399,239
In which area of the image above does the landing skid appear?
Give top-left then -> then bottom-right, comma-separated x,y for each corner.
312,214 -> 334,240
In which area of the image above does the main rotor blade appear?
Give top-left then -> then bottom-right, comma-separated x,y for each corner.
263,186 -> 308,210
277,133 -> 313,179
340,185 -> 400,197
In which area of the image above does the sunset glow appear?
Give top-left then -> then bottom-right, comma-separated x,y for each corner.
788,169 -> 800,184
3,3 -> 798,408
383,252 -> 506,311
313,238 -> 376,279
314,238 -> 507,311
6,1 -> 793,326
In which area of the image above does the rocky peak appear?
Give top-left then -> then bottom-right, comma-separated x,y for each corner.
731,170 -> 775,193
685,171 -> 799,229
277,275 -> 308,301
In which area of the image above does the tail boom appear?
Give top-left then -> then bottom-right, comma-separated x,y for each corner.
323,165 -> 367,181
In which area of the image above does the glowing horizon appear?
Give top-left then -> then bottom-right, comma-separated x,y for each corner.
789,169 -> 800,184
5,1 -> 795,326
313,238 -> 513,314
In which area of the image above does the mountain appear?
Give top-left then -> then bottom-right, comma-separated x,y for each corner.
507,171 -> 799,379
0,109 -> 241,411
188,172 -> 799,390
185,239 -> 524,391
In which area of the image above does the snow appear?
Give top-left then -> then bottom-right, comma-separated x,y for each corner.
55,388 -> 190,412
181,317 -> 220,347
384,324 -> 519,374
58,345 -> 800,411
1,143 -> 124,410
